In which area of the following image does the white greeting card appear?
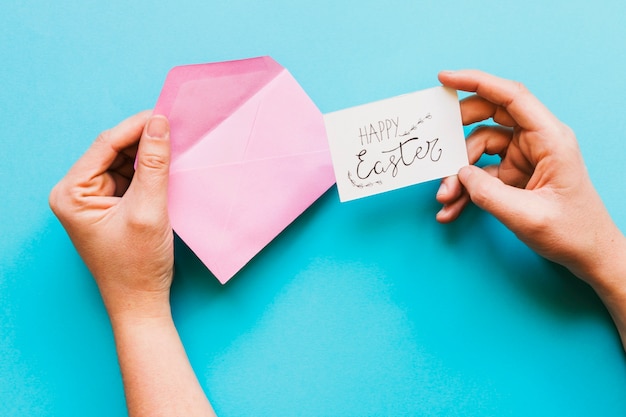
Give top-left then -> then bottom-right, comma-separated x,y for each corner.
324,86 -> 468,202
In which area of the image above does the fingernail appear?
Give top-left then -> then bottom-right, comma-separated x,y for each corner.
146,116 -> 169,139
440,70 -> 456,75
436,182 -> 448,197
458,165 -> 471,181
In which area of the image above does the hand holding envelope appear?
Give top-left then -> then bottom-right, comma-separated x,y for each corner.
154,57 -> 335,283
154,56 -> 467,283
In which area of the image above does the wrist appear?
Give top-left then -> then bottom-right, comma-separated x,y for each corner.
108,305 -> 175,344
100,286 -> 173,326
578,230 -> 626,344
575,228 -> 626,294
110,308 -> 175,334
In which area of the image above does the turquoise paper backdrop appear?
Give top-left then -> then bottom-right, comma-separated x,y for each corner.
2,1 -> 626,415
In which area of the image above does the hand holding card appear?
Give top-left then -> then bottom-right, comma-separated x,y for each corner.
324,87 -> 468,202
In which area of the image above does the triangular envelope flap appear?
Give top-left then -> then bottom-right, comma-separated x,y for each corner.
170,87 -> 264,172
168,151 -> 335,283
171,68 -> 329,173
245,70 -> 329,159
155,56 -> 284,159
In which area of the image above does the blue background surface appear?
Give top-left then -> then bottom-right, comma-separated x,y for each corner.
2,1 -> 626,415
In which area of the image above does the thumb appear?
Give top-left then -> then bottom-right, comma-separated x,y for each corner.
127,115 -> 171,213
458,165 -> 541,231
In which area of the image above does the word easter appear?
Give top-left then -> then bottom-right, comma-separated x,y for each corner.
355,135 -> 443,181
324,86 -> 467,202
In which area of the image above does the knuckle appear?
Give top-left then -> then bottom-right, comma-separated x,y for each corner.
48,181 -> 75,219
48,183 -> 63,215
126,209 -> 163,233
503,81 -> 530,108
94,129 -> 112,146
547,122 -> 580,154
521,197 -> 559,234
512,80 -> 528,96
559,122 -> 576,140
525,210 -> 554,235
525,209 -> 545,229
49,180 -> 91,222
469,181 -> 491,206
140,152 -> 169,171
469,124 -> 490,136
126,211 -> 151,231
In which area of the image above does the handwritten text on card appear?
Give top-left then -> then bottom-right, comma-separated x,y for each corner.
324,87 -> 468,202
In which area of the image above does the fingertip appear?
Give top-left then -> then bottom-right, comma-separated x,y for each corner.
435,177 -> 453,221
436,192 -> 470,223
457,165 -> 475,184
438,70 -> 457,84
436,175 -> 463,204
435,181 -> 449,202
436,205 -> 453,223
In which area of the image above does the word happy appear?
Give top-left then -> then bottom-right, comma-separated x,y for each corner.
358,117 -> 399,146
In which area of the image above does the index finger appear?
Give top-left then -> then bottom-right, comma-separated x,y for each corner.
438,70 -> 559,132
66,111 -> 151,181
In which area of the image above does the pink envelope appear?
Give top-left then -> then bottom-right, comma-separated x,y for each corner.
153,56 -> 335,284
